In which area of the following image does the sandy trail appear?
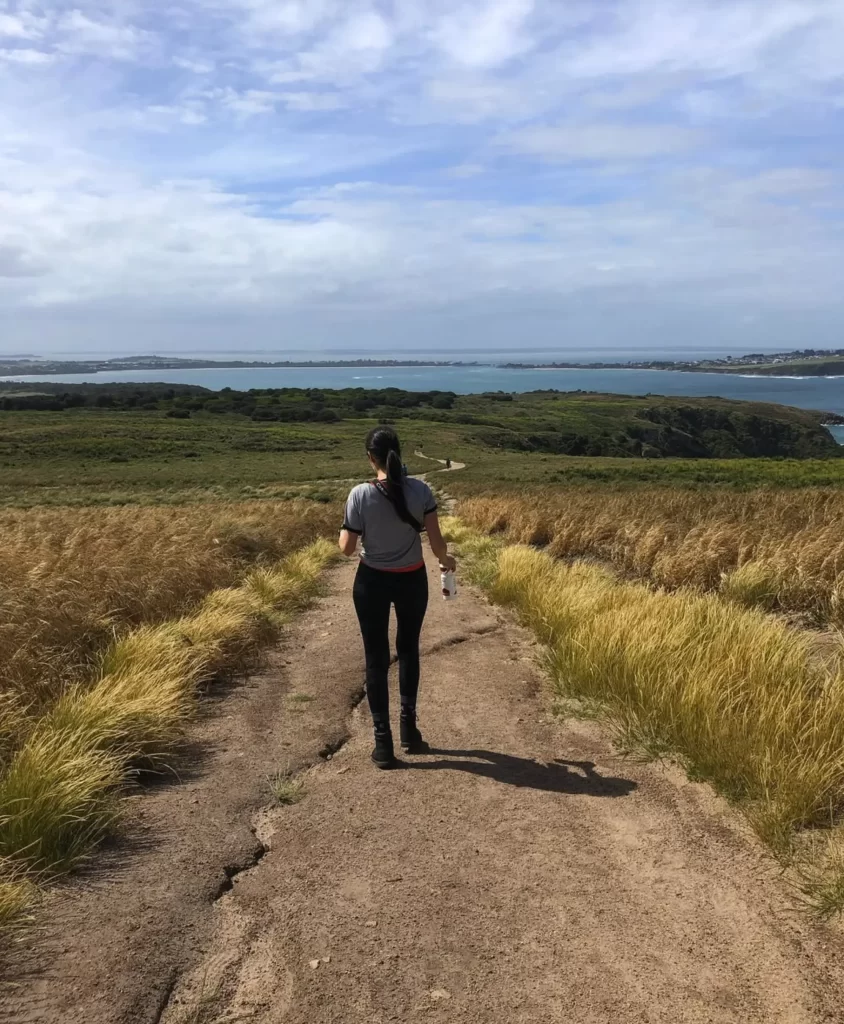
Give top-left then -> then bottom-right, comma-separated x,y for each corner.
159,552 -> 844,1024
414,450 -> 466,472
5,537 -> 844,1022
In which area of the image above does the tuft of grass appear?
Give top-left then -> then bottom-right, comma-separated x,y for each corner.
0,866 -> 39,929
0,538 -> 337,922
450,523 -> 844,913
440,516 -> 500,591
720,561 -> 779,611
798,830 -> 844,918
268,773 -> 305,805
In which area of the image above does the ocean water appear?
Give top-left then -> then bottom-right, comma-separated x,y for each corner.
4,364 -> 844,418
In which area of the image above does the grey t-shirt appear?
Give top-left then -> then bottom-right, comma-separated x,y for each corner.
343,477 -> 437,570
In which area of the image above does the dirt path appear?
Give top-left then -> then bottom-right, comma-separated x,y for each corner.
155,552 -> 844,1022
414,450 -> 466,473
6,541 -> 844,1022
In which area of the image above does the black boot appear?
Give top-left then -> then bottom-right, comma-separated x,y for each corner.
371,720 -> 395,769
399,707 -> 425,754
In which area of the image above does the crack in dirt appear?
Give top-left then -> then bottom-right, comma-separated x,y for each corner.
213,686 -> 367,907
388,626 -> 501,666
317,737 -> 348,760
422,623 -> 500,656
149,969 -> 179,1024
318,686 -> 367,760
164,683 -> 372,1020
212,836 -> 269,902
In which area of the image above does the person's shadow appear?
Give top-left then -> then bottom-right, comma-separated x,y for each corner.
401,748 -> 637,798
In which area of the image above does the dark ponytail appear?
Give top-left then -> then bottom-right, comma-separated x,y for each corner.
366,427 -> 420,531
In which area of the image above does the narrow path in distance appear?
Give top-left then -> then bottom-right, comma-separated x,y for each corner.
414,449 -> 466,473
157,544 -> 844,1024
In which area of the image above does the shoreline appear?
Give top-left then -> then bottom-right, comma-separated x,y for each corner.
0,360 -> 478,377
500,365 -> 844,380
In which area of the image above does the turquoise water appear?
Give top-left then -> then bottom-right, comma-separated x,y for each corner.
4,364 -> 844,417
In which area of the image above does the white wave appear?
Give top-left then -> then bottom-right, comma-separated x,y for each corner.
737,374 -> 808,380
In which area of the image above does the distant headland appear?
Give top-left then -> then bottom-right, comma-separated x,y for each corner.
501,349 -> 844,376
0,355 -> 480,376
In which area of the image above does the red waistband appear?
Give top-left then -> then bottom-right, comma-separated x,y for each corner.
362,560 -> 425,573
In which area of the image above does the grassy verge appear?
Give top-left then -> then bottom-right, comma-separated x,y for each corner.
0,500 -> 339,726
0,539 -> 338,926
443,518 -> 844,915
451,489 -> 844,627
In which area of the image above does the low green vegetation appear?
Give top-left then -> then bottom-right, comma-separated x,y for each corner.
269,772 -> 306,805
504,347 -> 844,376
454,391 -> 841,459
0,385 -> 840,508
706,356 -> 844,376
0,407 -> 465,506
448,449 -> 844,492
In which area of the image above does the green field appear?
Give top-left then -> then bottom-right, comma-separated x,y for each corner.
0,410 -> 470,506
447,449 -> 844,494
2,400 -> 844,508
1,384 -> 842,507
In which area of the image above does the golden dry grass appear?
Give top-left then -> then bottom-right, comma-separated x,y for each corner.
443,517 -> 844,914
455,488 -> 844,625
0,497 -> 340,925
0,538 -> 338,924
0,500 -> 337,744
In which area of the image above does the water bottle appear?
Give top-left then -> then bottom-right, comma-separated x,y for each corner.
440,568 -> 457,600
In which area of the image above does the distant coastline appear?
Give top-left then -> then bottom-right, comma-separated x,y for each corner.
5,348 -> 844,380
501,348 -> 844,377
0,355 -> 481,377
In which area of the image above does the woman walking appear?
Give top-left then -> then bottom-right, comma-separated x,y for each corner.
339,427 -> 456,769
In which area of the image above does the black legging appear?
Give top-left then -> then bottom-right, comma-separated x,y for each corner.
352,562 -> 429,720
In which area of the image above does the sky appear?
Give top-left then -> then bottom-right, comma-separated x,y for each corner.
2,0 -> 844,356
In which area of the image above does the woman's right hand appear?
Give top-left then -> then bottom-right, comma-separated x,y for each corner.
439,554 -> 457,572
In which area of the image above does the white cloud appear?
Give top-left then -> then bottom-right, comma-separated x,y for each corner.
173,56 -> 214,74
503,122 -> 705,161
432,0 -> 537,69
1,0 -> 844,350
0,12 -> 46,39
0,46 -> 52,64
424,77 -> 524,122
55,11 -> 154,61
2,165 -> 841,317
220,88 -> 280,117
448,163 -> 486,178
280,91 -> 347,112
0,243 -> 47,278
138,103 -> 208,128
565,0 -> 844,84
